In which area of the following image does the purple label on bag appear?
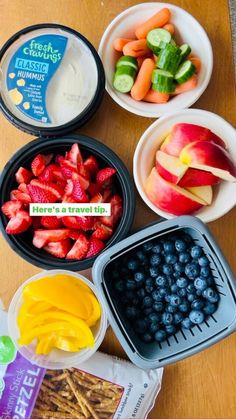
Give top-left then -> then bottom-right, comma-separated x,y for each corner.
0,352 -> 45,418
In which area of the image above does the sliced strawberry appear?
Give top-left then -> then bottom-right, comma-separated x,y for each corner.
18,183 -> 28,193
64,179 -> 74,196
68,230 -> 82,240
33,229 -> 71,248
39,164 -> 64,182
30,180 -> 63,200
15,167 -> 33,184
10,189 -> 31,204
77,216 -> 95,230
66,233 -> 90,260
31,154 -> 46,177
55,155 -> 64,164
43,154 -> 53,165
62,216 -> 82,229
90,192 -> 103,203
62,195 -> 77,204
60,159 -> 78,179
55,180 -> 67,190
78,164 -> 90,180
31,216 -> 42,230
5,210 -> 32,235
84,155 -> 99,176
100,194 -> 123,227
96,167 -> 116,187
44,239 -> 71,258
1,200 -> 23,218
27,184 -> 57,203
86,238 -> 105,258
67,143 -> 83,165
41,216 -> 62,229
103,188 -> 113,202
87,183 -> 101,197
92,223 -> 113,240
72,180 -> 88,203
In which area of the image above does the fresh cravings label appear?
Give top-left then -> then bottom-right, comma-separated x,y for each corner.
6,34 -> 68,123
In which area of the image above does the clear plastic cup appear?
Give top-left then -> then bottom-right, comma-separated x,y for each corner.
8,269 -> 107,369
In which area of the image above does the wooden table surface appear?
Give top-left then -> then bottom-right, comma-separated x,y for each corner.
0,1 -> 236,418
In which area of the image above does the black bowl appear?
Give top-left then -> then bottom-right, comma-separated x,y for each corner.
0,135 -> 135,270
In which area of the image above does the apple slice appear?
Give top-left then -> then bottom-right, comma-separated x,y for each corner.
180,141 -> 236,182
187,185 -> 213,205
178,168 -> 220,187
155,150 -> 188,184
160,123 -> 226,157
144,168 -> 206,216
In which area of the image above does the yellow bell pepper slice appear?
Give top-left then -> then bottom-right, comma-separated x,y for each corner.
85,293 -> 102,327
35,334 -> 55,355
18,299 -> 54,328
54,336 -> 83,352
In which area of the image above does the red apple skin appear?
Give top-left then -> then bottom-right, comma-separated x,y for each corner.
160,123 -> 226,157
156,162 -> 179,184
180,141 -> 236,177
144,168 -> 204,216
178,168 -> 220,187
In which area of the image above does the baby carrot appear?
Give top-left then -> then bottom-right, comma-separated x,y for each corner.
113,38 -> 135,52
123,39 -> 150,57
131,58 -> 155,101
137,54 -> 152,67
143,89 -> 170,103
135,8 -> 171,39
163,23 -> 175,35
173,75 -> 198,94
189,56 -> 202,73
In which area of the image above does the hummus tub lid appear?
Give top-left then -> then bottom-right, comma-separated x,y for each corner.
0,24 -> 105,137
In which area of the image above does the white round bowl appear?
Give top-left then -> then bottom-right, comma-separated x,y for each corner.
98,2 -> 213,117
133,109 -> 236,222
8,269 -> 107,369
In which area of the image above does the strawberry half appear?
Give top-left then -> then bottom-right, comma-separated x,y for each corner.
30,180 -> 63,200
84,155 -> 99,176
96,167 -> 116,187
100,194 -> 123,227
41,216 -> 62,229
1,200 -> 23,218
5,210 -> 32,235
78,164 -> 90,181
59,159 -> 78,179
62,216 -> 95,230
18,183 -> 28,193
33,229 -> 71,248
62,216 -> 82,229
71,180 -> 88,203
15,167 -> 33,184
44,239 -> 71,258
92,223 -> 113,240
39,164 -> 64,182
10,189 -> 31,204
67,143 -> 83,165
27,184 -> 57,203
86,238 -> 105,258
66,233 -> 90,260
31,154 -> 46,177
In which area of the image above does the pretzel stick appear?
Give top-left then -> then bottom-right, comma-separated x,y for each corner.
32,409 -> 81,418
51,372 -> 68,381
66,374 -> 100,419
50,396 -> 82,418
40,384 -> 83,413
65,375 -> 90,418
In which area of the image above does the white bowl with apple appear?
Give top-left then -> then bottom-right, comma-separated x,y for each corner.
133,109 -> 236,222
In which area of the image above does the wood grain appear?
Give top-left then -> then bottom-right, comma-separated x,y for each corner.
0,1 -> 236,418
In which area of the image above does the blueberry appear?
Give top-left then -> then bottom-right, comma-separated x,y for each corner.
148,312 -> 160,323
181,318 -> 193,329
152,290 -> 163,302
177,288 -> 187,298
162,312 -> 173,325
159,287 -> 169,297
126,279 -> 136,290
143,307 -> 153,315
206,276 -> 214,286
141,333 -> 154,343
154,329 -> 167,342
134,319 -> 148,334
169,294 -> 181,307
162,264 -> 173,276
163,241 -> 175,254
136,251 -> 148,264
175,239 -> 187,252
198,256 -> 209,267
150,254 -> 162,266
176,277 -> 188,288
165,254 -> 178,265
194,277 -> 208,291
174,262 -> 185,273
125,306 -> 140,319
142,241 -> 153,252
203,302 -> 217,315
174,312 -> 184,324
187,283 -> 196,294
179,252 -> 191,264
149,322 -> 159,334
155,275 -> 168,287
191,299 -> 204,310
189,310 -> 204,324
187,293 -> 195,303
202,288 -> 219,303
115,280 -> 125,292
179,300 -> 190,313
152,243 -> 162,254
166,304 -> 178,313
127,259 -> 139,271
145,278 -> 153,287
200,266 -> 211,277
145,284 -> 155,294
136,288 -> 146,299
149,267 -> 159,278
165,324 -> 177,335
171,284 -> 178,293
142,296 -> 153,308
152,301 -> 164,312
134,271 -> 146,284
196,290 -> 203,296
185,262 -> 200,279
167,276 -> 176,286
190,245 -> 202,259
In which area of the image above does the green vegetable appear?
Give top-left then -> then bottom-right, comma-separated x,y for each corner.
179,44 -> 191,62
113,66 -> 136,93
116,55 -> 138,71
175,60 -> 196,84
152,69 -> 175,93
157,44 -> 181,74
147,28 -> 171,54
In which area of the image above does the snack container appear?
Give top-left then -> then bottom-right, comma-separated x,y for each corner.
8,270 -> 108,369
92,216 -> 236,369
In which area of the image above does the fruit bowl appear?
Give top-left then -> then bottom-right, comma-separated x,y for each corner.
98,2 -> 213,117
133,109 -> 236,222
0,135 -> 135,270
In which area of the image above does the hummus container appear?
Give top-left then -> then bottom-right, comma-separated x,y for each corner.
0,24 -> 105,137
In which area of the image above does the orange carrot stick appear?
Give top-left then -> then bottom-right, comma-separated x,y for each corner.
143,89 -> 169,103
163,23 -> 175,35
113,38 -> 135,52
189,56 -> 202,74
137,54 -> 152,67
131,58 -> 155,101
135,8 -> 171,39
123,39 -> 150,57
173,75 -> 198,94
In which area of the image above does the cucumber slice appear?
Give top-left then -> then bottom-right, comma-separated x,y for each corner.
116,55 -> 138,71
179,44 -> 191,61
113,66 -> 136,93
175,60 -> 196,84
152,69 -> 175,93
159,38 -> 176,50
147,28 -> 171,54
157,44 -> 181,74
